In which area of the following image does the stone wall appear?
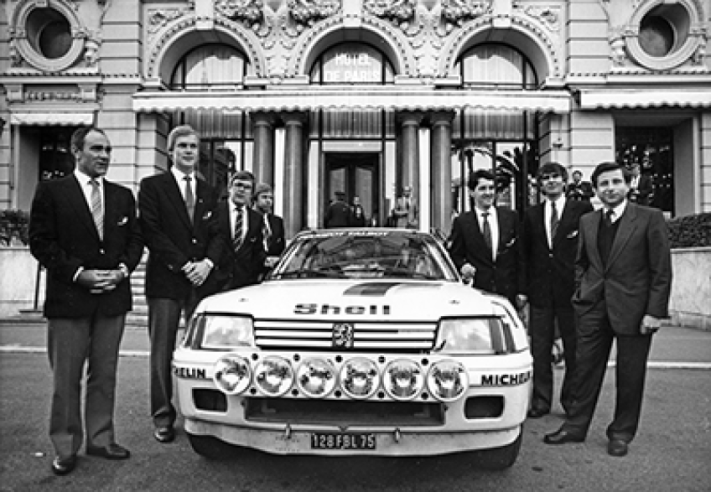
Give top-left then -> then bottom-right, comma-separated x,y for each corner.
669,247 -> 711,331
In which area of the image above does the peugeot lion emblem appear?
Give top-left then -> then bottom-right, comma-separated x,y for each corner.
332,323 -> 354,349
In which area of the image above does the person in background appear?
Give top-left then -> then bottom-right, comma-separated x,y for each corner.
566,170 -> 594,203
29,126 -> 144,475
448,169 -> 520,307
544,161 -> 672,458
324,191 -> 352,228
350,195 -> 367,227
519,162 -> 593,419
626,162 -> 653,206
253,182 -> 285,270
391,185 -> 419,229
209,171 -> 266,291
138,125 -> 222,445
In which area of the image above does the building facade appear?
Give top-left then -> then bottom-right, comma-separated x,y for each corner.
1,0 -> 710,240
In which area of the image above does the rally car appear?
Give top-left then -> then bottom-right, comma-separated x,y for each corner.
173,228 -> 532,469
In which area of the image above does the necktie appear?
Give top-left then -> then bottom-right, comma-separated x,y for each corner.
482,212 -> 492,256
184,175 -> 195,222
550,201 -> 559,243
89,179 -> 103,240
604,208 -> 614,227
262,214 -> 272,252
233,207 -> 244,253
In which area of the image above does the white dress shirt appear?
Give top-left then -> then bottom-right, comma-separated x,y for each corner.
545,196 -> 566,248
475,206 -> 499,260
74,168 -> 104,212
171,166 -> 196,202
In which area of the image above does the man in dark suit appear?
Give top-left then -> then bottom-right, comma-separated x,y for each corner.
519,162 -> 593,419
211,171 -> 266,290
448,169 -> 520,307
566,170 -> 594,203
252,182 -> 285,271
29,127 -> 143,475
627,162 -> 654,206
138,125 -> 222,444
324,191 -> 352,228
544,161 -> 672,458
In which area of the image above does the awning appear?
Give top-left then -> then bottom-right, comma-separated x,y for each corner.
10,112 -> 94,126
579,89 -> 711,109
132,88 -> 572,114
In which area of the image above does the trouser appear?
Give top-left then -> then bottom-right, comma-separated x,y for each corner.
147,294 -> 198,428
529,305 -> 577,414
563,305 -> 653,442
48,314 -> 126,458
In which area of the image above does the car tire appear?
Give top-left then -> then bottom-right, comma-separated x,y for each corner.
470,428 -> 523,470
187,433 -> 240,460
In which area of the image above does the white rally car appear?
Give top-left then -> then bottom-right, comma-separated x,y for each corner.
174,228 -> 532,469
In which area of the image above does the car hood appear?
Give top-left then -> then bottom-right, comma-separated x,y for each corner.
195,279 -> 500,322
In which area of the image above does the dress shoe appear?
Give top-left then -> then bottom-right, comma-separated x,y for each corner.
543,428 -> 585,445
607,439 -> 628,457
527,407 -> 550,419
51,455 -> 77,476
154,426 -> 175,443
86,443 -> 131,460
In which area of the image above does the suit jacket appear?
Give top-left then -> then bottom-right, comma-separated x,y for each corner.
520,199 -> 593,307
325,201 -> 352,228
566,181 -> 594,202
448,206 -> 520,304
572,203 -> 672,334
629,174 -> 654,206
29,175 -> 144,318
392,196 -> 418,228
208,201 -> 267,292
138,172 -> 221,300
263,212 -> 286,257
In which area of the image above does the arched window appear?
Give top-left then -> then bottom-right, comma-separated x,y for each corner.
170,44 -> 248,90
456,43 -> 538,89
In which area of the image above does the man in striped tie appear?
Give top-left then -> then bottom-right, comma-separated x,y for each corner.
29,127 -> 144,475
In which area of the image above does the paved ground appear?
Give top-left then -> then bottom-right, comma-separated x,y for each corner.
1,319 -> 710,370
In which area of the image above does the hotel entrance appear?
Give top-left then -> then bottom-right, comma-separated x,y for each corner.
325,152 -> 380,227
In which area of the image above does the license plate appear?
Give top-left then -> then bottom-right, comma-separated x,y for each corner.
311,432 -> 376,450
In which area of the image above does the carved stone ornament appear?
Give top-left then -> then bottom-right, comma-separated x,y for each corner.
441,0 -> 491,26
215,0 -> 265,24
287,0 -> 340,26
364,0 -> 416,24
147,8 -> 191,35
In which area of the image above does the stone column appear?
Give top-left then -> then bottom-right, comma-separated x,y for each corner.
397,111 -> 423,192
430,111 -> 455,234
251,112 -> 277,186
282,112 -> 307,239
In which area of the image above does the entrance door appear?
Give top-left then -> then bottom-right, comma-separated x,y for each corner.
325,152 -> 380,226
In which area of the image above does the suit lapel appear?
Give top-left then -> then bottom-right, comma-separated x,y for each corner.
587,210 -> 604,269
194,178 -> 212,227
553,202 -> 575,248
606,205 -> 638,270
161,173 -> 193,229
66,175 -> 101,240
467,212 -> 491,261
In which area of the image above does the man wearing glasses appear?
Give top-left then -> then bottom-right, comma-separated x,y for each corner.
209,170 -> 267,291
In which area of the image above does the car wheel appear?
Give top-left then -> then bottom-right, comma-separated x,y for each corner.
470,428 -> 523,470
187,433 -> 239,460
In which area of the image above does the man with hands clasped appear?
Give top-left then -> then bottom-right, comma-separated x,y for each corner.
138,125 -> 222,445
29,127 -> 144,475
543,161 -> 672,458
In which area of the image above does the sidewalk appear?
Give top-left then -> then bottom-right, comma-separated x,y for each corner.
1,318 -> 710,369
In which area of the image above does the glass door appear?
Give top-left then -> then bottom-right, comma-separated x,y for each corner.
325,152 -> 380,226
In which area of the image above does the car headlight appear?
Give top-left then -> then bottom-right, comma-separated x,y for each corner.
200,314 -> 255,349
383,359 -> 424,401
426,360 -> 468,402
296,358 -> 337,398
340,358 -> 380,399
434,317 -> 510,354
213,354 -> 252,395
254,356 -> 294,397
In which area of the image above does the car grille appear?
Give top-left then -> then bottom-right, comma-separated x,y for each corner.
253,319 -> 437,352
245,398 -> 444,426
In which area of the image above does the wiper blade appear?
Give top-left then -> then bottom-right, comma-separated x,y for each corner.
275,268 -> 341,279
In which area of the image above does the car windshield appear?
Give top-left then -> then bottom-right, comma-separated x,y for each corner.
269,230 -> 458,281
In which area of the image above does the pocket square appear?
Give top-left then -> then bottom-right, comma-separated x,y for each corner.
567,230 -> 579,239
202,211 -> 212,220
117,216 -> 129,226
505,237 -> 517,248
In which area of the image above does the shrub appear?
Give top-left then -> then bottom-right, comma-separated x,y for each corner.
667,212 -> 711,248
0,209 -> 30,246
